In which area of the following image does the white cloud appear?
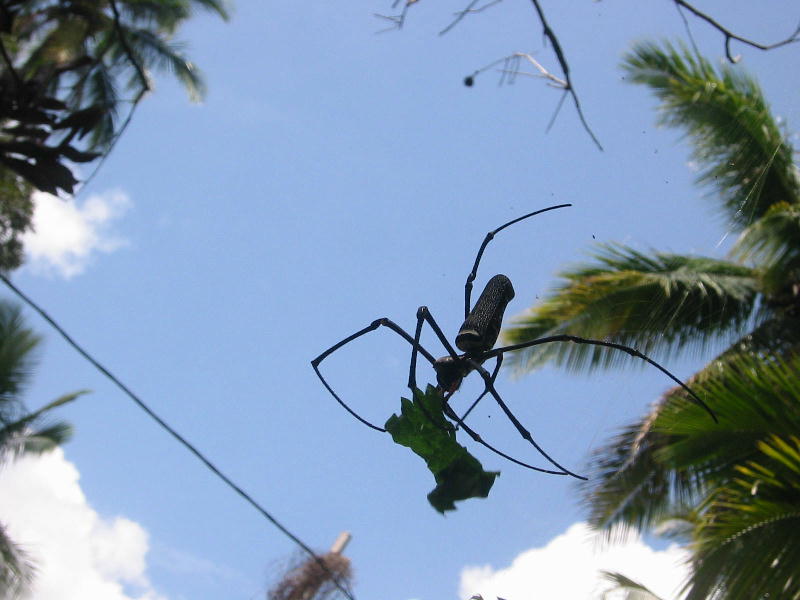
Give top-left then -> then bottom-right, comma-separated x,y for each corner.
459,523 -> 689,600
0,449 -> 166,600
22,190 -> 131,278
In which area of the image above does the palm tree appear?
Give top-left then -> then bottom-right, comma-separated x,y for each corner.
0,300 -> 82,598
501,41 -> 800,599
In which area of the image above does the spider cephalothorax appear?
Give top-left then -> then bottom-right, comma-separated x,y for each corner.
312,204 -> 717,480
434,274 -> 515,394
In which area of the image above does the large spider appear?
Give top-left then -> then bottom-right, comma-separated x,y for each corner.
311,205 -> 716,479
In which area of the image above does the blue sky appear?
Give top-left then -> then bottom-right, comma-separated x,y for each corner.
0,1 -> 798,599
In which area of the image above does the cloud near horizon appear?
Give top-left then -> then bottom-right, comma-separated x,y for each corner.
0,449 -> 165,600
22,190 -> 131,278
459,522 -> 689,600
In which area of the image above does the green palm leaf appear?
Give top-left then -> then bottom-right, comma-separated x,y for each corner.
583,354 -> 800,537
685,435 -> 800,600
601,571 -> 666,600
623,41 -> 800,229
120,27 -> 205,100
0,303 -> 40,419
0,524 -> 33,600
504,245 -> 759,372
733,201 -> 800,297
0,391 -> 84,461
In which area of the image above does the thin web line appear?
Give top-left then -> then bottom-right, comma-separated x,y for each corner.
0,274 -> 355,600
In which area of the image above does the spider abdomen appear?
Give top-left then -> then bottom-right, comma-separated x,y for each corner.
456,274 -> 515,353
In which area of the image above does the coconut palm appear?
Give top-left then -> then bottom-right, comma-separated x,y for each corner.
501,41 -> 800,599
0,300 -> 82,598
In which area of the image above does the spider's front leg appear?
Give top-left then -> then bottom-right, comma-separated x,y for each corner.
408,306 -> 461,394
311,317 -> 438,432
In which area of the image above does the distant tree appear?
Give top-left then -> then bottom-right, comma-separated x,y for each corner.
0,300 -> 83,598
0,0 -> 229,271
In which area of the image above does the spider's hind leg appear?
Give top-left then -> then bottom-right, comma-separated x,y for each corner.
466,356 -> 587,480
454,353 -> 503,428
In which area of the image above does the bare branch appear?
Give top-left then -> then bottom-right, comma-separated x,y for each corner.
374,0 -> 417,32
78,90 -> 145,193
440,0 -> 503,36
674,0 -> 800,62
77,0 -> 152,195
527,0 -> 602,150
107,0 -> 151,92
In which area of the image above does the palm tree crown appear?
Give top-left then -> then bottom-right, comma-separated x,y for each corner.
502,41 -> 800,600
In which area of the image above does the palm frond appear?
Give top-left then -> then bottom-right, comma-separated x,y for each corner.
117,27 -> 205,100
732,201 -> 800,297
0,523 -> 34,600
684,435 -> 800,600
120,0 -> 190,32
601,571 -> 666,600
622,40 -> 800,229
503,245 -> 759,373
0,421 -> 73,461
0,390 -> 83,461
703,313 -> 800,368
583,354 -> 800,542
121,0 -> 230,28
581,412 -> 696,539
0,302 -> 40,423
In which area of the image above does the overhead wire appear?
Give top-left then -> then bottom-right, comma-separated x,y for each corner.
0,274 -> 356,600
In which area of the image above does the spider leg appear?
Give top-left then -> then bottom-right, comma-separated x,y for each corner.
311,318 -> 438,432
441,401 -> 571,476
465,357 -> 587,479
463,204 -> 571,319
488,335 -> 718,423
455,353 -> 503,427
409,306 -> 460,392
406,306 -> 471,433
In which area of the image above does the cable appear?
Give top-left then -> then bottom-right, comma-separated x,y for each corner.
0,274 -> 355,600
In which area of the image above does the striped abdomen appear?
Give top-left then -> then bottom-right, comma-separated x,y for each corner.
455,274 -> 515,353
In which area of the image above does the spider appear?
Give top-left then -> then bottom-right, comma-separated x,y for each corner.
311,205 -> 717,479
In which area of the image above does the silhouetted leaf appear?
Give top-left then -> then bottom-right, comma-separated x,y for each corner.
58,144 -> 101,163
54,105 -> 106,139
385,385 -> 499,513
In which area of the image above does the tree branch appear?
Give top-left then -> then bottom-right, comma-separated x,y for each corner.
0,35 -> 21,91
440,0 -> 503,36
674,0 -> 800,62
527,0 -> 602,150
107,0 -> 150,92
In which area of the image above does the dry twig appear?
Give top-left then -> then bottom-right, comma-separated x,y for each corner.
674,0 -> 800,62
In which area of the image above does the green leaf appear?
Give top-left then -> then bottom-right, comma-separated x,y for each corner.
385,385 -> 499,513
